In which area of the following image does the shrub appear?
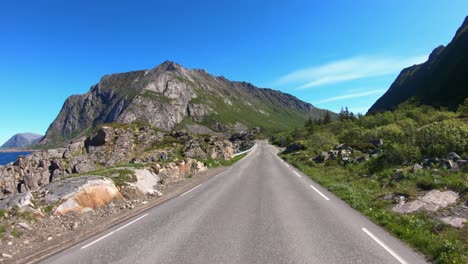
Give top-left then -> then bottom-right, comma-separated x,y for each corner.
385,143 -> 421,165
415,119 -> 468,157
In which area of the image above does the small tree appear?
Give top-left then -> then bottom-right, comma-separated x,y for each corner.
323,111 -> 332,125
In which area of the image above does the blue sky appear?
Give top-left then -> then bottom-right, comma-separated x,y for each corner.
0,1 -> 467,144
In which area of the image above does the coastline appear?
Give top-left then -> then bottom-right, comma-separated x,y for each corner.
0,148 -> 37,153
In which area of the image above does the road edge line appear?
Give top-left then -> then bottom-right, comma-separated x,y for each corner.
362,227 -> 408,264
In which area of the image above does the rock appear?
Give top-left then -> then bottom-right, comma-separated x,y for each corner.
128,169 -> 160,196
47,236 -> 53,241
444,160 -> 459,172
447,152 -> 461,161
370,139 -> 384,147
457,159 -> 468,167
441,216 -> 466,228
370,148 -> 382,157
420,190 -> 458,207
88,126 -> 114,147
393,169 -> 404,182
43,176 -> 123,215
18,222 -> 32,230
2,253 -> 13,258
82,207 -> 93,213
120,186 -> 144,200
412,164 -> 423,173
283,143 -> 306,154
393,190 -> 459,213
0,191 -> 34,210
314,151 -> 330,163
23,240 -> 30,245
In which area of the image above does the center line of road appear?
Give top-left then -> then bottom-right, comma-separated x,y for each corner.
293,171 -> 302,178
81,213 -> 149,249
180,184 -> 202,197
362,227 -> 408,264
309,185 -> 330,201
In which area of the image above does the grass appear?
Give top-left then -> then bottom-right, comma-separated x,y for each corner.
282,154 -> 467,263
140,90 -> 173,103
198,153 -> 247,168
11,228 -> 22,238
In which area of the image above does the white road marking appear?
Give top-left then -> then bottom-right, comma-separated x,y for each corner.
309,185 -> 330,201
116,214 -> 149,232
362,227 -> 407,264
81,213 -> 148,249
285,163 -> 290,168
293,171 -> 302,178
181,184 -> 202,197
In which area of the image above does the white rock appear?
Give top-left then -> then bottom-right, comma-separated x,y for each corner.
18,222 -> 32,230
441,217 -> 466,228
1,253 -> 12,258
128,169 -> 160,195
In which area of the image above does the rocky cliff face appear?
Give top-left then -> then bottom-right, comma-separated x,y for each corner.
0,123 -> 248,200
1,133 -> 43,149
40,61 -> 329,146
368,16 -> 468,113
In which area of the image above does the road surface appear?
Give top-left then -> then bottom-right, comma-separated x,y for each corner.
43,141 -> 427,264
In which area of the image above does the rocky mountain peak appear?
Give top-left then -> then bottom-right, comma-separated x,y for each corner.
154,60 -> 184,72
40,61 -> 331,147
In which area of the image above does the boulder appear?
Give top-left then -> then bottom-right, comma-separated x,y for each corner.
43,176 -> 123,215
315,151 -> 330,162
0,191 -> 34,210
393,190 -> 459,213
412,164 -> 423,173
447,152 -> 461,161
370,139 -> 384,148
283,143 -> 306,154
89,126 -> 114,147
440,216 -> 466,228
392,169 -> 404,182
444,160 -> 459,172
128,169 -> 162,196
370,148 -> 382,157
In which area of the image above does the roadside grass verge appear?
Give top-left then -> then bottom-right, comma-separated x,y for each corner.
282,155 -> 467,264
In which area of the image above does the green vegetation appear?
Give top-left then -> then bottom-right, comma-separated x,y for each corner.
11,228 -> 22,238
140,90 -> 173,103
273,103 -> 467,263
192,87 -> 317,136
199,153 -> 247,168
81,167 -> 137,187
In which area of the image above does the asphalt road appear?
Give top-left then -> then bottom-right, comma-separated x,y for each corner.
42,141 -> 427,264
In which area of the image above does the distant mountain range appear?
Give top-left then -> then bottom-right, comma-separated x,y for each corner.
368,16 -> 468,114
39,61 -> 331,146
0,133 -> 43,149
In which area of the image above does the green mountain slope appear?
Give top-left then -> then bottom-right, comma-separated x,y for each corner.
40,61 -> 331,146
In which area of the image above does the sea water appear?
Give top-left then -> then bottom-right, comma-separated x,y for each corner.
0,151 -> 32,165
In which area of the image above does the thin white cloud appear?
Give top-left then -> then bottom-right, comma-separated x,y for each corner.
275,55 -> 427,90
316,89 -> 386,103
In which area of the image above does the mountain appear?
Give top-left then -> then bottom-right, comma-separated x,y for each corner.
1,133 -> 43,149
40,61 -> 330,146
368,16 -> 468,114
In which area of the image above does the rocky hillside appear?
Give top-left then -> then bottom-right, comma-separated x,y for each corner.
0,133 -> 43,149
368,16 -> 468,113
39,61 -> 330,146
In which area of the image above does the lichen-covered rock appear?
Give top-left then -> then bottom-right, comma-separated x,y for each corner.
393,190 -> 459,213
42,176 -> 123,215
